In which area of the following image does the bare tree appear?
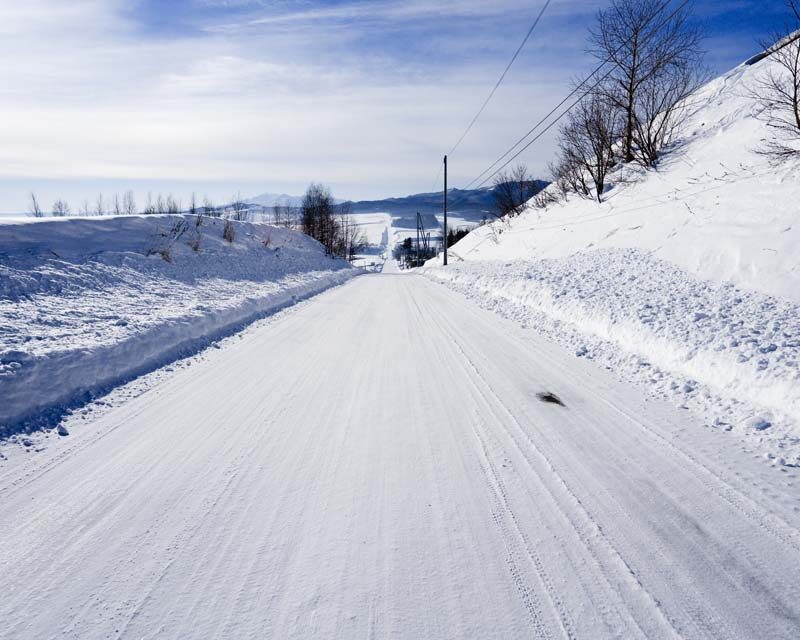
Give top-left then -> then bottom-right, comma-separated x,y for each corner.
333,202 -> 367,261
751,1 -> 800,160
531,187 -> 558,209
203,196 -> 219,217
156,194 -> 166,215
80,199 -> 91,216
550,154 -> 592,199
123,190 -> 137,215
52,199 -> 71,217
189,192 -> 198,217
94,194 -> 105,216
491,164 -> 539,218
113,194 -> 122,216
29,192 -> 43,217
230,192 -> 247,221
165,194 -> 180,214
559,93 -> 620,202
631,63 -> 703,166
302,183 -> 337,253
589,0 -> 704,165
273,204 -> 297,229
143,192 -> 157,215
223,218 -> 236,243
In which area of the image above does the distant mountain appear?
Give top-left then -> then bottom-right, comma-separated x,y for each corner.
246,193 -> 305,208
244,183 -> 549,219
348,184 -> 549,218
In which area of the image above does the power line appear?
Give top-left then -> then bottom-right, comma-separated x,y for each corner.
471,67 -> 614,189
464,0 -> 695,190
463,62 -> 612,189
446,0 -> 553,158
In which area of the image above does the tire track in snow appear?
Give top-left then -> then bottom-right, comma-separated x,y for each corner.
419,278 -> 742,637
415,283 -> 674,638
420,274 -> 799,638
405,283 -> 566,639
597,392 -> 800,555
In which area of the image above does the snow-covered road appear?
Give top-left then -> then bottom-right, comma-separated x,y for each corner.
1,267 -> 799,639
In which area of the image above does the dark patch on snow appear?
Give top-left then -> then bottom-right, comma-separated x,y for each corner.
745,50 -> 770,66
536,392 -> 565,407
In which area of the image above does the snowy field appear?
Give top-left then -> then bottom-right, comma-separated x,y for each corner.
424,47 -> 800,465
0,215 -> 356,434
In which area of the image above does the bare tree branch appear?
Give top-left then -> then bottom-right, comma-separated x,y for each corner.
750,1 -> 800,160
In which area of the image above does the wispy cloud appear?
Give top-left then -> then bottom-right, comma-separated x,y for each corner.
0,0 -> 786,211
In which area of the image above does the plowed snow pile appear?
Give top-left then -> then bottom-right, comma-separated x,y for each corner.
0,215 -> 356,433
424,50 -> 800,463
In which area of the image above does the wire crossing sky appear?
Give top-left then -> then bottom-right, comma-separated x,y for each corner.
446,0 -> 554,157
0,0 -> 790,211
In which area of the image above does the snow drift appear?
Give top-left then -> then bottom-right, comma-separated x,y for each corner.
0,215 -> 356,434
423,47 -> 800,461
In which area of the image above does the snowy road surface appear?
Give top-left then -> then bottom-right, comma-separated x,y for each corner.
2,266 -> 800,639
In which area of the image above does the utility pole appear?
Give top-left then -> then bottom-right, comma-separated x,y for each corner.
416,211 -> 421,267
443,155 -> 448,266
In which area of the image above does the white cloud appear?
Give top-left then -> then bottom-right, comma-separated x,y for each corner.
0,0 -> 752,211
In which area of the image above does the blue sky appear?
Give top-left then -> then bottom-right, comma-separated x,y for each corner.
0,0 -> 791,211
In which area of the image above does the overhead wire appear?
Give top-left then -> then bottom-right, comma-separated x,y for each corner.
463,0 -> 696,190
428,0 -> 554,194
446,0 -> 554,158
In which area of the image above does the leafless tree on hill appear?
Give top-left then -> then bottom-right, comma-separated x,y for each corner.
589,0 -> 705,166
143,193 -> 156,215
29,192 -> 43,217
631,62 -> 704,166
334,202 -> 367,262
272,204 -> 294,228
203,196 -> 219,217
751,0 -> 800,160
166,194 -> 180,214
123,190 -> 137,215
550,152 -> 591,200
52,199 -> 70,217
230,193 -> 248,221
491,164 -> 538,218
559,93 -> 621,202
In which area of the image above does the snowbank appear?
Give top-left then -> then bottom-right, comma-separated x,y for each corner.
445,54 -> 800,302
423,50 -> 800,461
422,249 -> 800,463
0,215 -> 357,434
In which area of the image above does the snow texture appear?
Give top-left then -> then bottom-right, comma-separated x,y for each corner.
423,249 -> 800,464
424,48 -> 800,464
0,215 -> 356,433
1,271 -> 799,638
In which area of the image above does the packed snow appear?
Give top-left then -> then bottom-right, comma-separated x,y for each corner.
0,215 -> 356,434
423,49 -> 800,463
424,249 -> 800,465
2,271 -> 799,638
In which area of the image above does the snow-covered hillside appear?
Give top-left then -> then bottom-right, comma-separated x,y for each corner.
0,215 -> 356,434
424,49 -> 800,464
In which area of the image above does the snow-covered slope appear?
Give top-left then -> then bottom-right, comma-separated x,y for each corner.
450,57 -> 799,300
0,215 -> 356,434
424,50 -> 800,463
